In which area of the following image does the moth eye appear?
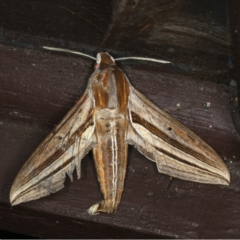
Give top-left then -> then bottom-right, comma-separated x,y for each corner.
167,127 -> 172,131
93,63 -> 99,70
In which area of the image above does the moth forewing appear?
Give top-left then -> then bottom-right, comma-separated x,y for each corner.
10,50 -> 230,215
127,86 -> 230,185
10,90 -> 97,206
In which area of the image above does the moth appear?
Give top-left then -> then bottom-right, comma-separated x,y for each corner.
10,47 -> 230,215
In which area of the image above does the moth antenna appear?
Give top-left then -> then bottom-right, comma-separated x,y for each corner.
42,46 -> 170,64
115,56 -> 171,64
42,46 -> 97,60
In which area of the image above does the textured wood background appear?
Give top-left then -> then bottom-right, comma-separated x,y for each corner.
0,0 -> 240,238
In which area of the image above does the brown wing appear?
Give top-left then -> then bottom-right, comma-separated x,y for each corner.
127,86 -> 230,185
10,90 -> 97,205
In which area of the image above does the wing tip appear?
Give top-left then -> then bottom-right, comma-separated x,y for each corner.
9,186 -> 18,206
9,193 -> 20,206
10,200 -> 18,206
218,164 -> 230,186
222,170 -> 231,186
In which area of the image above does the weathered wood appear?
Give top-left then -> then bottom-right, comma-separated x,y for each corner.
0,0 -> 232,82
0,0 -> 239,238
0,44 -> 239,238
228,0 -> 240,133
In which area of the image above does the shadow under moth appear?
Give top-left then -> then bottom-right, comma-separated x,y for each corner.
10,47 -> 230,215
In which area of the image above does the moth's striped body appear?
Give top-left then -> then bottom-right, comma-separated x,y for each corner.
10,51 -> 230,215
91,60 -> 129,213
93,109 -> 128,213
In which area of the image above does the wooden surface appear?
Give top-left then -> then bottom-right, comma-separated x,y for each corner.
0,0 -> 240,238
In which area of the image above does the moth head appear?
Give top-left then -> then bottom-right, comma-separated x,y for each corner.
94,52 -> 116,70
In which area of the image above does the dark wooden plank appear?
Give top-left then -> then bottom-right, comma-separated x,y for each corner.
0,0 -> 232,82
228,0 -> 240,131
0,44 -> 239,238
0,0 -> 239,238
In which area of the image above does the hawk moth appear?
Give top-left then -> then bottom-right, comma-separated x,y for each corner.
10,48 -> 230,215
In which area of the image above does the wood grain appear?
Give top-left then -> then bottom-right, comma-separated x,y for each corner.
0,45 -> 239,238
0,0 -> 239,238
